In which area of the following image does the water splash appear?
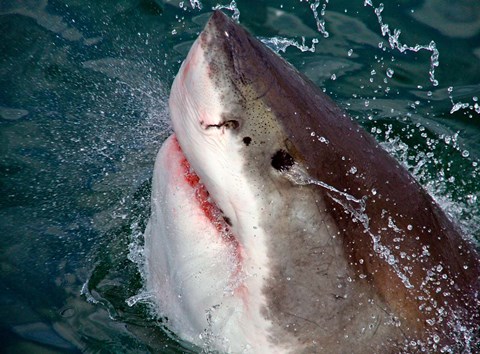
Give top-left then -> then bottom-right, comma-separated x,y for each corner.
448,88 -> 480,116
308,0 -> 330,38
260,36 -> 318,53
378,125 -> 480,242
213,0 -> 240,22
364,1 -> 440,87
80,281 -> 99,304
282,163 -> 414,289
126,292 -> 155,307
190,0 -> 203,10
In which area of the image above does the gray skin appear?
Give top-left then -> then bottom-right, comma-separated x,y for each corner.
190,11 -> 479,353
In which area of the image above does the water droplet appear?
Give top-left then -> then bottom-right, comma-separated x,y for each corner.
407,224 -> 413,230
347,49 -> 353,56
461,150 -> 470,158
331,74 -> 337,80
386,68 -> 394,78
387,255 -> 396,265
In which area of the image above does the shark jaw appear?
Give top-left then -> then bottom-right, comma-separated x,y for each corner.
145,10 -> 480,354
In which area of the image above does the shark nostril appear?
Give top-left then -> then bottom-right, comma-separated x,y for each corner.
271,149 -> 294,171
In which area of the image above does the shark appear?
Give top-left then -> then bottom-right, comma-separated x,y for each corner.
144,10 -> 480,353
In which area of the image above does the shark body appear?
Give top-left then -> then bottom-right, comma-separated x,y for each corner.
145,11 -> 480,353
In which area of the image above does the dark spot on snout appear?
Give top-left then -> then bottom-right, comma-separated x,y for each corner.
243,137 -> 252,146
271,149 -> 294,171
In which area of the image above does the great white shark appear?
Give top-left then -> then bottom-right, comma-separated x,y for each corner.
144,10 -> 480,353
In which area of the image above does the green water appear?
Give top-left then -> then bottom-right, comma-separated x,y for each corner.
0,0 -> 479,352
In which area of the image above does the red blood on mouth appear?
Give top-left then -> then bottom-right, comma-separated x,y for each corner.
170,135 -> 244,281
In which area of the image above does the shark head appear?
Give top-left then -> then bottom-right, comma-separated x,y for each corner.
169,10 -> 292,235
147,10 -> 480,353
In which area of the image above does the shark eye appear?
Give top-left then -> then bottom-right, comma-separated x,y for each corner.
271,149 -> 294,171
224,120 -> 239,129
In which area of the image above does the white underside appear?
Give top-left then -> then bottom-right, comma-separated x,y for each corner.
144,135 -> 277,353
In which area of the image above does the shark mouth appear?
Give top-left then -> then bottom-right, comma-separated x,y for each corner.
159,134 -> 245,290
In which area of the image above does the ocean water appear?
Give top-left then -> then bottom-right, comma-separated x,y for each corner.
0,0 -> 479,352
